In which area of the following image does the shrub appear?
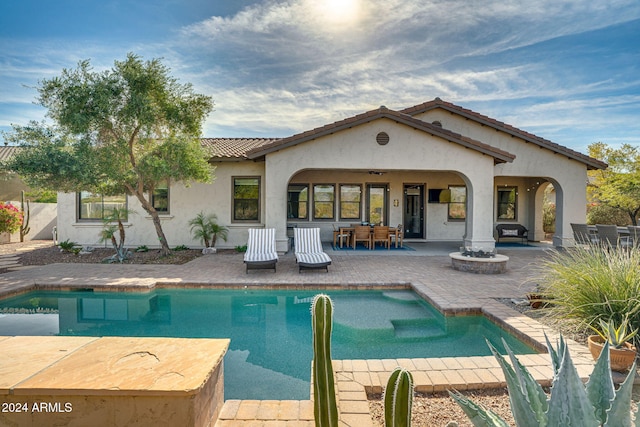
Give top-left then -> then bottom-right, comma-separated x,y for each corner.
173,244 -> 190,251
235,244 -> 248,253
188,212 -> 228,247
587,203 -> 631,226
0,202 -> 23,234
537,245 -> 640,347
58,239 -> 80,253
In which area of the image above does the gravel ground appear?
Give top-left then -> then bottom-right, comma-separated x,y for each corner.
368,388 -> 518,427
0,240 -> 203,268
2,240 -> 638,426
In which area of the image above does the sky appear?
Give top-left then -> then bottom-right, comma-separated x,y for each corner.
1,0 -> 639,154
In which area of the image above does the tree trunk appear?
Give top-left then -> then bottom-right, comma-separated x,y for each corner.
130,189 -> 171,256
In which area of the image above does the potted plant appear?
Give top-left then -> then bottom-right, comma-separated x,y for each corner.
587,316 -> 638,372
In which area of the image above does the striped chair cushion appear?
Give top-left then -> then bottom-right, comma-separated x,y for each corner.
244,228 -> 278,262
294,228 -> 331,267
295,252 -> 332,266
294,228 -> 324,254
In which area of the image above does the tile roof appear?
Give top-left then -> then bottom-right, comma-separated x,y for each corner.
244,106 -> 516,164
0,145 -> 22,162
401,98 -> 607,170
201,138 -> 280,159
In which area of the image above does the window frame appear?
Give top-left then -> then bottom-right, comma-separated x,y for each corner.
151,181 -> 170,214
447,185 -> 466,221
339,184 -> 362,221
287,184 -> 309,220
313,184 -> 336,220
232,176 -> 261,223
77,192 -> 127,222
496,186 -> 518,220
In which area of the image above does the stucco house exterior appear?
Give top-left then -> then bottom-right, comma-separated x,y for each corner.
55,98 -> 606,252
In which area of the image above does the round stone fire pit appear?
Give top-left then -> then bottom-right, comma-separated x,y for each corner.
449,252 -> 509,274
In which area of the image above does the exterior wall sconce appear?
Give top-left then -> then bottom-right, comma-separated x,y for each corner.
393,199 -> 399,207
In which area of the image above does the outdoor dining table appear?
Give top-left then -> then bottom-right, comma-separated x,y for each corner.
336,225 -> 402,249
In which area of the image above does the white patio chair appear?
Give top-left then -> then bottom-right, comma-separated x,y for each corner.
244,228 -> 278,273
294,228 -> 332,273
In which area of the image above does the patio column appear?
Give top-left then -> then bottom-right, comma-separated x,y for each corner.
463,169 -> 496,251
552,176 -> 586,247
264,158 -> 290,254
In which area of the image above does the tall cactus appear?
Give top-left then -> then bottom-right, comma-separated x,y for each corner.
311,294 -> 339,427
19,190 -> 30,242
384,367 -> 414,427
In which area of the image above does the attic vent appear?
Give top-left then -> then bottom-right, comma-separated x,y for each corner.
432,121 -> 442,127
376,132 -> 390,145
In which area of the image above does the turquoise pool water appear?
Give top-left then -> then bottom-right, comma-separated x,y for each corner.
0,289 -> 535,400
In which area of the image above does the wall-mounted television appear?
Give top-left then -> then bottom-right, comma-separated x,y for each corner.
428,189 -> 451,203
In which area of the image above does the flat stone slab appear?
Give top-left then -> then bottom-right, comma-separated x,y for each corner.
449,252 -> 509,274
1,336 -> 229,427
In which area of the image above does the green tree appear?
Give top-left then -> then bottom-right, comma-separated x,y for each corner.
2,53 -> 214,255
588,142 -> 640,225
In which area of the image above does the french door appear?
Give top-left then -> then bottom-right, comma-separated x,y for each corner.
403,184 -> 424,238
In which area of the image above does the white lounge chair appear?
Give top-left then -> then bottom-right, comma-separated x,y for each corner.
244,228 -> 278,273
294,228 -> 332,273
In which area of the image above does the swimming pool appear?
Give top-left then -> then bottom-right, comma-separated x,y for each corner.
0,288 -> 535,400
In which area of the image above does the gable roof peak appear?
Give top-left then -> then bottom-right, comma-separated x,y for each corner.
400,98 -> 606,170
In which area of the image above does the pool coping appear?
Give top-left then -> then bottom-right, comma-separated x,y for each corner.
0,278 -> 602,426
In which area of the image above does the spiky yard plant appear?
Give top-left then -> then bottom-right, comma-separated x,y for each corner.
384,367 -> 414,427
537,244 -> 640,347
450,334 -> 640,427
311,294 -> 339,427
591,316 -> 639,349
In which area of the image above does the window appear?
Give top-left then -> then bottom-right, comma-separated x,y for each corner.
340,184 -> 361,220
233,177 -> 260,221
78,192 -> 127,221
313,184 -> 335,219
497,187 -> 517,220
287,184 -> 308,219
448,186 -> 466,220
152,181 -> 169,213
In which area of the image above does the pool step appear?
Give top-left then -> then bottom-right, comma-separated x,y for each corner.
391,318 -> 445,339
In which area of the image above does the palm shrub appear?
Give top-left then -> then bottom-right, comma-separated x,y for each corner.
450,335 -> 639,426
189,212 -> 228,248
537,244 -> 640,347
99,207 -> 135,263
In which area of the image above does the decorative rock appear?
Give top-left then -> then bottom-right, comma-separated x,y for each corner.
202,247 -> 217,254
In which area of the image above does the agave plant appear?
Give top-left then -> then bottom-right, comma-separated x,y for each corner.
591,316 -> 639,349
450,334 -> 639,426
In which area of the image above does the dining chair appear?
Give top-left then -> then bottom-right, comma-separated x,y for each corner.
595,224 -> 631,249
627,226 -> 640,247
570,223 -> 598,245
352,225 -> 372,249
372,225 -> 390,249
389,224 -> 404,248
332,224 -> 351,248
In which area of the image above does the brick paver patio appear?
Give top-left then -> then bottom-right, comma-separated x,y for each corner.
0,242 -> 599,426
